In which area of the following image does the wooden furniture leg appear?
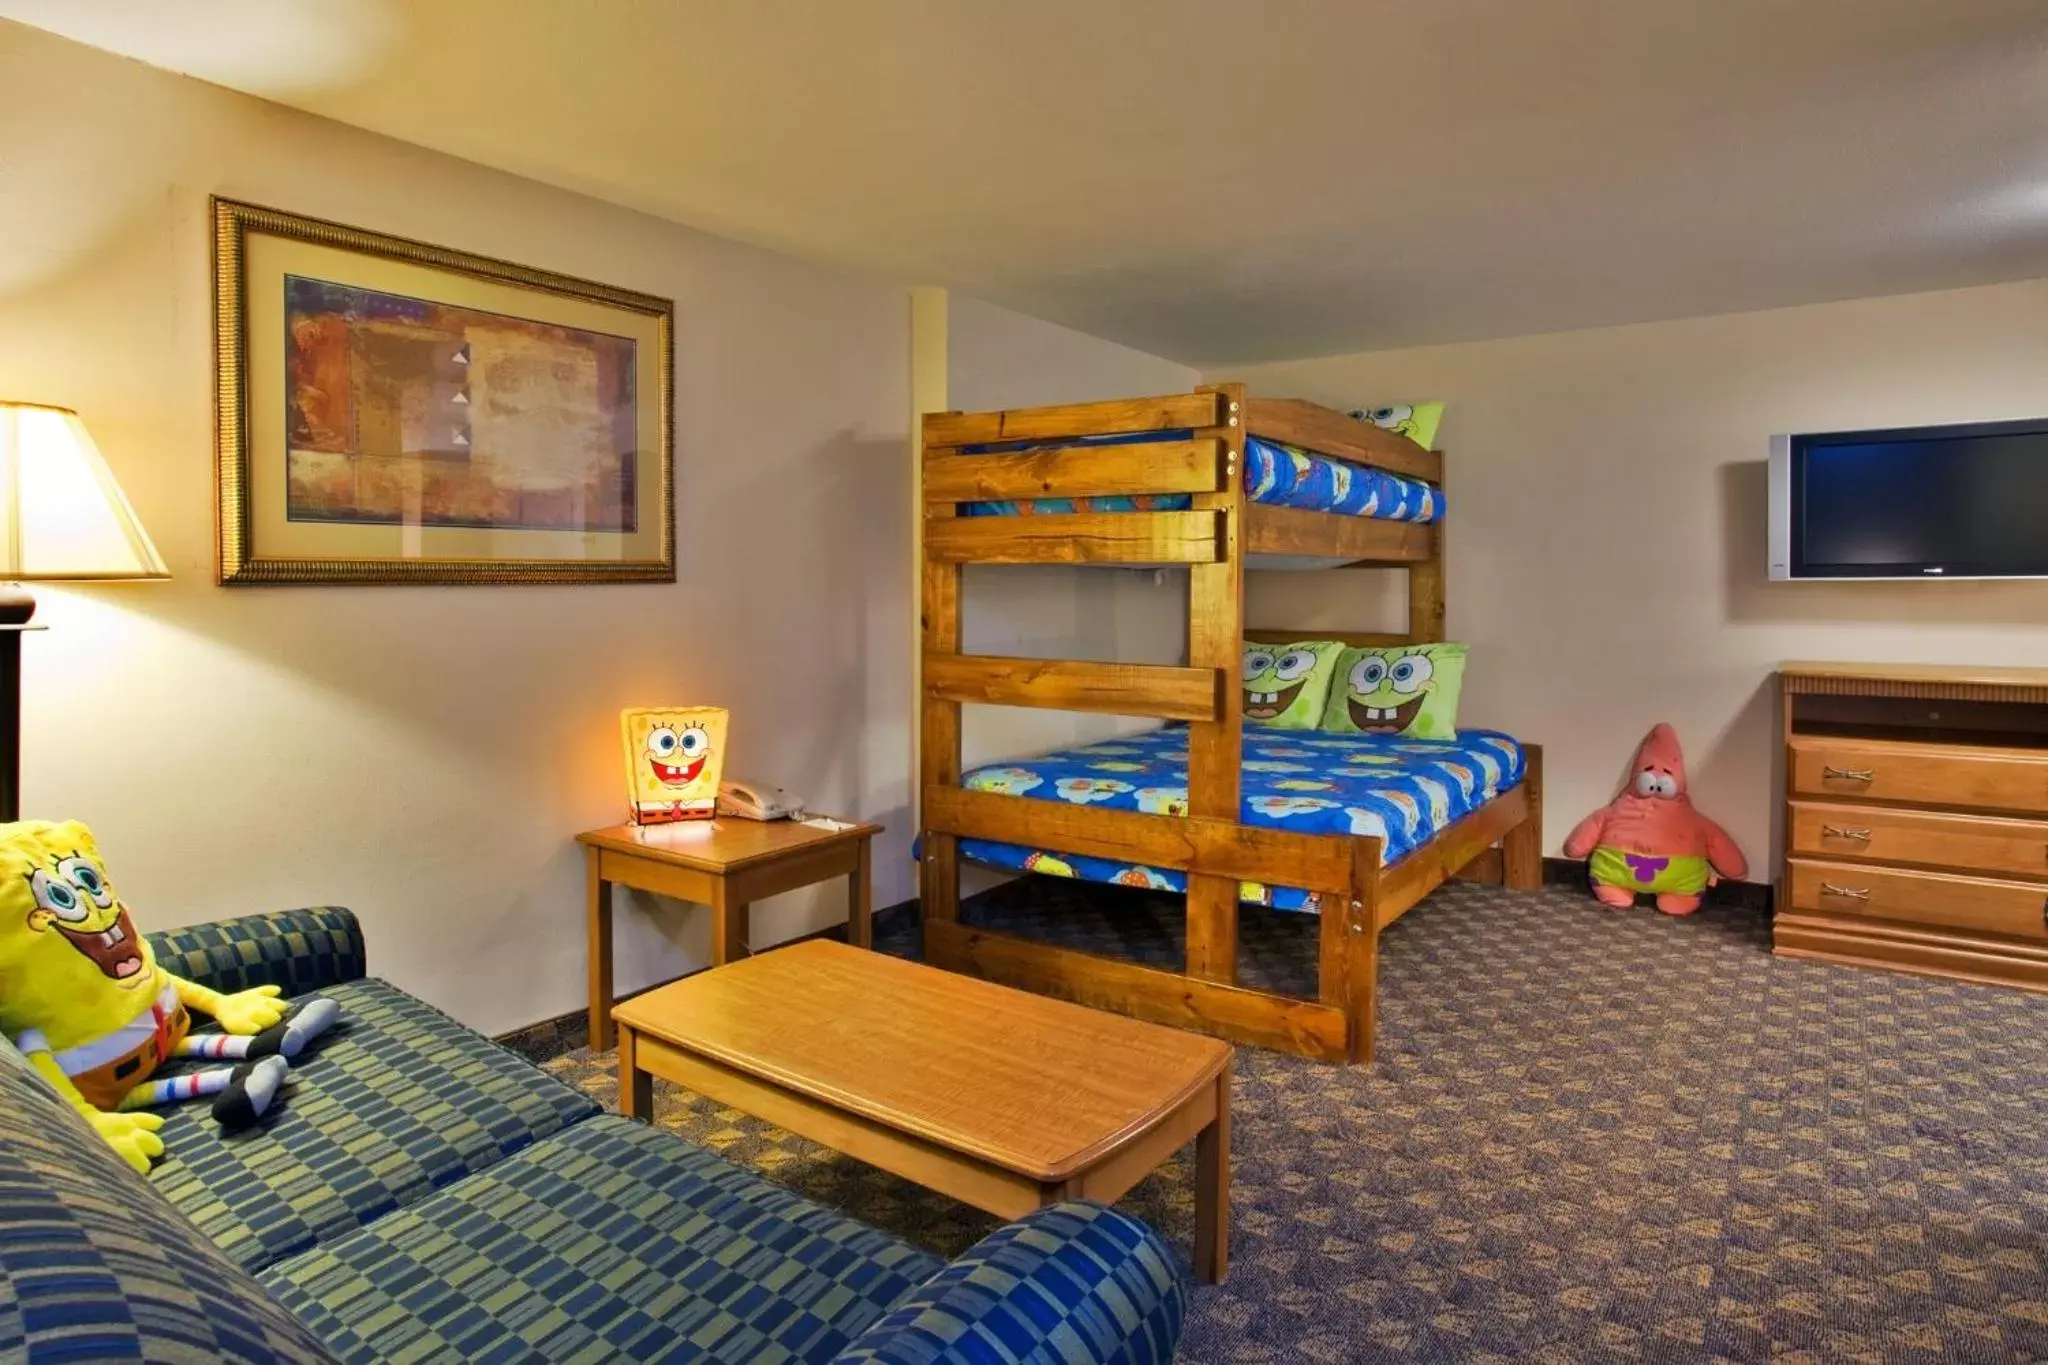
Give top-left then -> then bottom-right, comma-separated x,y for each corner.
1193,1057 -> 1232,1284
711,885 -> 748,965
1502,743 -> 1544,891
586,847 -> 615,1052
1183,879 -> 1239,982
1324,842 -> 1382,1065
849,837 -> 873,948
617,1022 -> 652,1118
1349,926 -> 1381,1065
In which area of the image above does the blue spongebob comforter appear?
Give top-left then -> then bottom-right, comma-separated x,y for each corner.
957,724 -> 1526,912
958,434 -> 1441,523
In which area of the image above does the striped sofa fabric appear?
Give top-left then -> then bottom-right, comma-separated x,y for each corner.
0,908 -> 1187,1363
834,1202 -> 1188,1365
261,1115 -> 945,1363
148,976 -> 601,1273
0,1034 -> 345,1364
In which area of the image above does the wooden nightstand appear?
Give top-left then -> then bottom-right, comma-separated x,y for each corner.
577,817 -> 882,1051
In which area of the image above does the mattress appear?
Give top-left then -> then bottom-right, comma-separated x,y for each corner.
957,433 -> 1442,523
956,724 -> 1525,912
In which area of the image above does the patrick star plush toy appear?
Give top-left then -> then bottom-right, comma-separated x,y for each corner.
1563,723 -> 1747,914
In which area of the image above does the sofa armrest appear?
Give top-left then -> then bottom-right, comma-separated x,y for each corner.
833,1202 -> 1186,1365
145,906 -> 366,998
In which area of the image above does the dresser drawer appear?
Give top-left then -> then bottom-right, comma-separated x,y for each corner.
1788,801 -> 2048,880
1789,736 -> 2048,816
1787,858 -> 2048,941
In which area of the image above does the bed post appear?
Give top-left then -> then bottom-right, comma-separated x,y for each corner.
1183,382 -> 1247,983
1322,837 -> 1382,1064
1502,742 -> 1544,891
920,412 -> 963,924
1408,526 -> 1445,641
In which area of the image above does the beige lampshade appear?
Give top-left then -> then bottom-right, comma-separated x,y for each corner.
0,403 -> 167,581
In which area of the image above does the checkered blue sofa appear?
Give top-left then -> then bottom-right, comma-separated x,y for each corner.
0,907 -> 1187,1363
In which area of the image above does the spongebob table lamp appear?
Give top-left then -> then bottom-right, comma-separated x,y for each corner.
621,706 -> 728,824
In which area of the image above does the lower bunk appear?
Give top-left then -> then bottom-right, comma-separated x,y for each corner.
918,726 -> 1544,1064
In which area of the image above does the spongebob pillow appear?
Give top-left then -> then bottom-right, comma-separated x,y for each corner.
1348,402 -> 1444,450
1241,640 -> 1344,729
1320,643 -> 1467,740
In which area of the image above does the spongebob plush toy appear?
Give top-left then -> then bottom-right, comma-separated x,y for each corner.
0,820 -> 339,1173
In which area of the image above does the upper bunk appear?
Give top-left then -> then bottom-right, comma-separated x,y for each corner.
921,386 -> 1443,570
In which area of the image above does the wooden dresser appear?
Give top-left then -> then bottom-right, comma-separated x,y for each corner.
1775,662 -> 2048,991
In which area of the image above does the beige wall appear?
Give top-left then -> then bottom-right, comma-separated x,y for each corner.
0,22 -> 912,1034
1219,280 -> 2048,870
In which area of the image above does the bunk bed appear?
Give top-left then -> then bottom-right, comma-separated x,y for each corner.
918,382 -> 1543,1064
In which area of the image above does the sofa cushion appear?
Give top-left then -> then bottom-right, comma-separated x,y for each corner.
260,1115 -> 944,1365
147,977 -> 599,1274
832,1202 -> 1187,1365
147,906 -> 367,998
0,1035 -> 345,1364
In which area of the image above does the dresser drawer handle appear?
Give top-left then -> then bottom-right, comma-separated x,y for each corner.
1820,824 -> 1871,842
1821,765 -> 1875,782
1820,882 -> 1871,902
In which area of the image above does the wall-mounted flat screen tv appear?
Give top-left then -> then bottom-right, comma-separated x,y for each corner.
1768,417 -> 2048,579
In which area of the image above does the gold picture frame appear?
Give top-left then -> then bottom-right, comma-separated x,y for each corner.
214,197 -> 674,585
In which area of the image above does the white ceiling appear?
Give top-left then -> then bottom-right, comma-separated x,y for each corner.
11,0 -> 2048,364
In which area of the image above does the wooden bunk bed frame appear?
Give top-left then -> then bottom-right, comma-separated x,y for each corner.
918,382 -> 1543,1064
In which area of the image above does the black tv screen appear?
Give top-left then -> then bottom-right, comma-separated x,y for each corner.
1778,418 -> 2048,579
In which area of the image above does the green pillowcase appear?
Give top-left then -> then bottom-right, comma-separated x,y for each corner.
1320,643 -> 1467,740
1349,401 -> 1444,450
1241,640 -> 1344,728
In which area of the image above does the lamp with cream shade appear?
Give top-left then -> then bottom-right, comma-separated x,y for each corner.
0,402 -> 168,818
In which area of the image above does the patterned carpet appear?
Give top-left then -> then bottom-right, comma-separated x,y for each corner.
542,879 -> 2048,1363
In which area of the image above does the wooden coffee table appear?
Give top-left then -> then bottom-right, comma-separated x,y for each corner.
611,939 -> 1234,1280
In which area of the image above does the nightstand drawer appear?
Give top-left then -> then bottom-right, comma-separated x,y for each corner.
1788,858 -> 2048,941
1789,736 -> 2048,815
1788,802 -> 2048,880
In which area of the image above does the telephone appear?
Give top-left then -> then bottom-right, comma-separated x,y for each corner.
717,779 -> 804,821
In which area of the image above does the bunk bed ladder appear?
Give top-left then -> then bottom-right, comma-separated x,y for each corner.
917,391 -> 1240,929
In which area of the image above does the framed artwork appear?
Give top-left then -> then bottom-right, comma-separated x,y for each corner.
213,197 -> 674,584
